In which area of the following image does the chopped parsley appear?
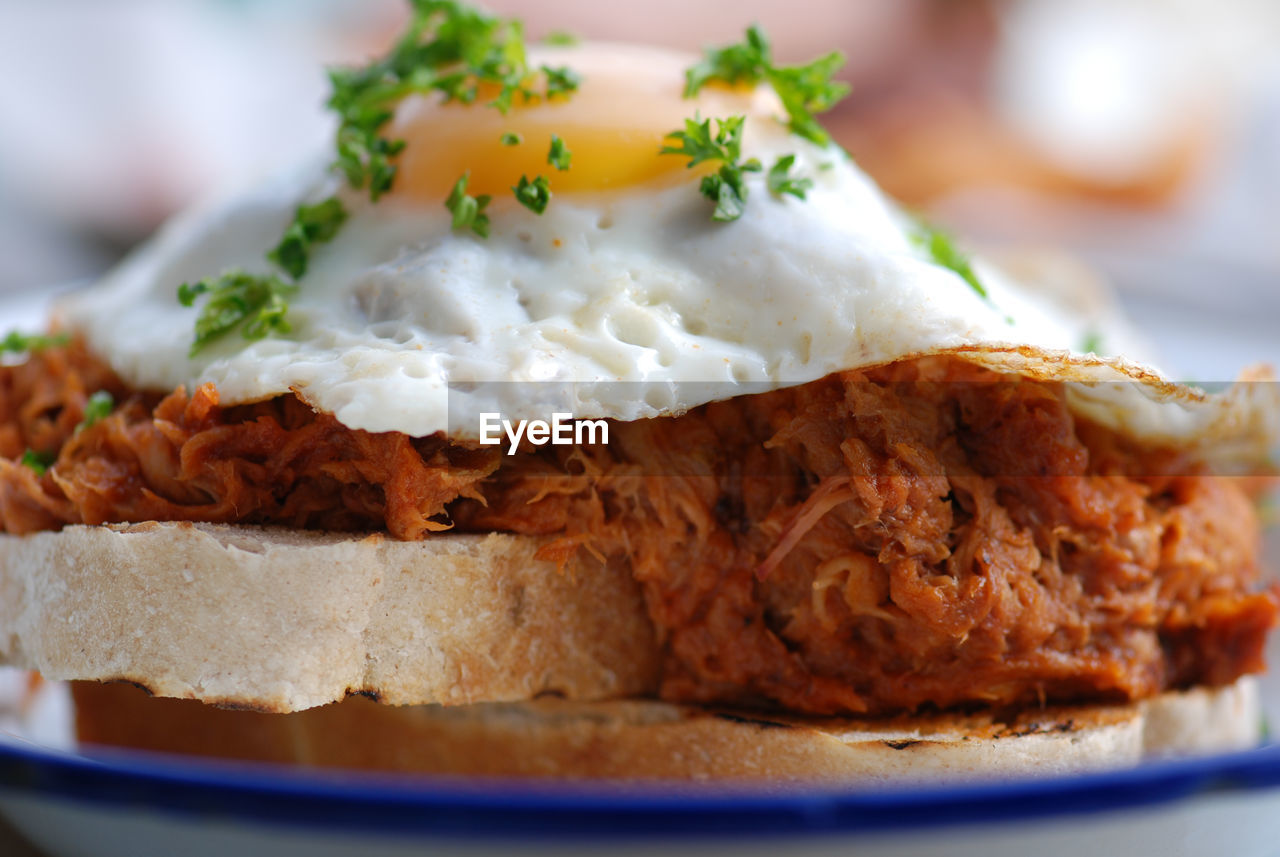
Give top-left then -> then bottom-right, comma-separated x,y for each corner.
542,30 -> 579,46
499,131 -> 523,145
547,135 -> 572,170
683,25 -> 849,146
76,391 -> 114,433
1080,329 -> 1104,355
268,197 -> 348,280
909,221 -> 988,301
12,381 -> 112,476
178,272 -> 297,356
542,64 -> 580,99
328,2 -> 526,198
1,330 -> 70,354
20,449 -> 54,476
181,2 -> 586,352
513,174 -> 552,214
684,24 -> 770,95
661,115 -> 761,222
327,0 -> 576,201
767,54 -> 849,146
670,25 -> 847,217
766,154 -> 812,200
445,172 -> 493,237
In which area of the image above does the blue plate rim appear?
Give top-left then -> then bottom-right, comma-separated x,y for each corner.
2,732 -> 1280,840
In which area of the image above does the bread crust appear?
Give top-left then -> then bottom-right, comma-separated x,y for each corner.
0,522 -> 660,712
69,678 -> 1259,785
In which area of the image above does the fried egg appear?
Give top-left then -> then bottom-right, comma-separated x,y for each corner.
56,44 -> 1275,462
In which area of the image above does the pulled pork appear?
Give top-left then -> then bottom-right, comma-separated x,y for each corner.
0,342 -> 497,537
1,344 -> 1274,715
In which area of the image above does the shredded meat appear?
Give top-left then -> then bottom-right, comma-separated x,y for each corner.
2,344 -> 1274,716
0,342 -> 499,538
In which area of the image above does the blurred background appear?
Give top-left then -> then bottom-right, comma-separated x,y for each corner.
0,0 -> 1277,378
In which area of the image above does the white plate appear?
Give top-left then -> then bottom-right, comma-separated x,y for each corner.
3,726 -> 1280,857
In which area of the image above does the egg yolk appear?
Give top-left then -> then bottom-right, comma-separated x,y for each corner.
387,46 -> 769,201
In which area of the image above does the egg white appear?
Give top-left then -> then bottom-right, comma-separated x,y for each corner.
55,45 -> 1273,463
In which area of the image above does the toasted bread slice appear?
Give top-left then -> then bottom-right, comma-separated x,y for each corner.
70,678 -> 1260,785
0,522 -> 660,712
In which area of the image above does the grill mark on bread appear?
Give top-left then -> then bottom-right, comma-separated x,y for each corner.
712,712 -> 789,730
882,739 -> 923,750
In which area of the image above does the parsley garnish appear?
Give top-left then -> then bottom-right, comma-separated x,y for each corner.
328,4 -> 523,198
542,65 -> 580,99
268,197 -> 348,280
766,154 -> 812,200
182,2 -> 587,351
327,1 -> 575,202
500,131 -> 522,145
14,391 -> 112,476
542,30 -> 579,46
684,24 -> 770,95
660,115 -> 761,222
178,272 -> 297,356
547,135 -> 571,170
20,449 -> 54,476
910,221 -> 988,300
1080,330 -> 1104,355
76,391 -> 114,433
445,172 -> 492,236
182,198 -> 337,355
513,175 -> 552,214
661,115 -> 750,167
683,25 -> 849,146
1,330 -> 70,354
767,54 -> 849,145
